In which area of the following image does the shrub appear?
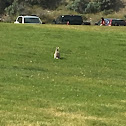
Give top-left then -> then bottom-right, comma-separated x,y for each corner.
67,0 -> 89,13
85,2 -> 100,13
5,0 -> 19,15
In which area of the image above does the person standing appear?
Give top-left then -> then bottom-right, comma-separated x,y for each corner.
100,17 -> 105,26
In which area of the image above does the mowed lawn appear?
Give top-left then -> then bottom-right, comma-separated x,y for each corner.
0,23 -> 126,126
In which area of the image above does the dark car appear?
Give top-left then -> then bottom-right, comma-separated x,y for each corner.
95,18 -> 126,26
53,15 -> 83,25
108,19 -> 126,26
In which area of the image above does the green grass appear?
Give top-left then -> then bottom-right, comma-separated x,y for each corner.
0,23 -> 126,126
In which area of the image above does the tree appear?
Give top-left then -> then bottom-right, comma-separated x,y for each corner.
0,0 -> 14,14
67,0 -> 124,13
96,0 -> 124,11
22,0 -> 62,9
67,0 -> 90,13
85,2 -> 100,13
0,0 -> 125,16
5,0 -> 19,15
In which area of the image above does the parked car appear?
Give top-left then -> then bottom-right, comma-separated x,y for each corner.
108,19 -> 126,26
95,18 -> 126,26
53,15 -> 83,25
14,15 -> 42,24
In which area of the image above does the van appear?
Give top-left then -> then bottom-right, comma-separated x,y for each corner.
14,15 -> 42,24
53,15 -> 83,25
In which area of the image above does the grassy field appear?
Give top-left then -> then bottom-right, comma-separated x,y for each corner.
0,23 -> 126,126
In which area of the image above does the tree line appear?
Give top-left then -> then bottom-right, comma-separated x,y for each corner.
0,0 -> 62,15
67,0 -> 124,14
0,0 -> 125,16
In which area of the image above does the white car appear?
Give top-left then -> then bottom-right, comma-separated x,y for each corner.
14,15 -> 42,24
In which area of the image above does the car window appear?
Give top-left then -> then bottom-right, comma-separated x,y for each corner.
118,20 -> 125,25
24,18 -> 40,23
62,16 -> 70,22
111,20 -> 125,25
62,16 -> 82,22
17,17 -> 22,23
56,16 -> 62,22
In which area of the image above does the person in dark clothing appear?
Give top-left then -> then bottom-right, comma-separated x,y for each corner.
100,17 -> 105,26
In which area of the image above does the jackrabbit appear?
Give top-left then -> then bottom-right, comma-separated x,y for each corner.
54,47 -> 60,59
